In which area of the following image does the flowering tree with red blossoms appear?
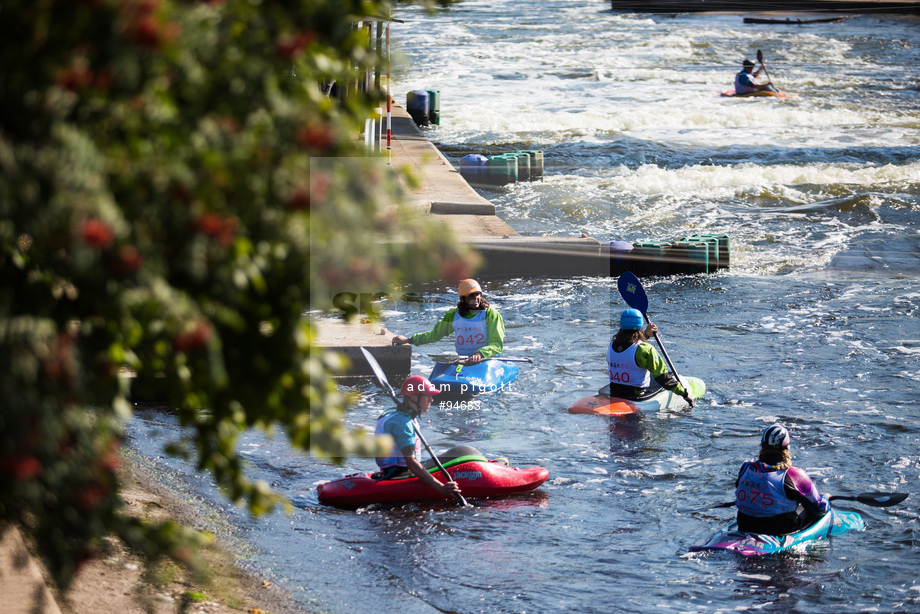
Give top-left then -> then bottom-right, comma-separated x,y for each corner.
0,0 -> 468,590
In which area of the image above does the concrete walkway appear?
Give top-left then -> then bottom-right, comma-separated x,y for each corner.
2,528 -> 63,614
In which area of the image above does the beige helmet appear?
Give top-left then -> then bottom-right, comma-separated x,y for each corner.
458,279 -> 482,297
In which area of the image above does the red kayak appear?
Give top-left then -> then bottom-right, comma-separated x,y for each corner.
317,448 -> 549,507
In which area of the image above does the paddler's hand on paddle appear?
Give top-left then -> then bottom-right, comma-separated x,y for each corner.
682,390 -> 695,408
438,480 -> 462,498
392,335 -> 411,346
406,457 -> 463,499
643,321 -> 658,337
464,352 -> 484,365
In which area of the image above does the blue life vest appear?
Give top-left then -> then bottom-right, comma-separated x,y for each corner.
375,410 -> 421,469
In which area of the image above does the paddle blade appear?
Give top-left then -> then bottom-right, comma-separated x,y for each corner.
830,492 -> 909,507
360,347 -> 398,401
617,272 -> 648,314
757,49 -> 763,64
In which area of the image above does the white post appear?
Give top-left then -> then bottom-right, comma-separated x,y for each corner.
386,21 -> 392,165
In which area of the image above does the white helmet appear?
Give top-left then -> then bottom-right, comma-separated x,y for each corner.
761,424 -> 790,448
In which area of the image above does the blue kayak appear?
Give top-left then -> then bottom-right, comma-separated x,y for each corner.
690,507 -> 865,556
428,359 -> 520,395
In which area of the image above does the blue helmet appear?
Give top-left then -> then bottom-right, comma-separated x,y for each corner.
619,308 -> 645,331
761,424 -> 790,448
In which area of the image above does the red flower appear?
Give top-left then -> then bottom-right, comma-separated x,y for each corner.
310,170 -> 332,207
0,456 -> 43,480
93,68 -> 113,92
172,320 -> 213,353
137,17 -> 160,47
94,360 -> 117,380
99,451 -> 122,473
194,213 -> 238,247
55,66 -> 94,91
217,116 -> 240,133
439,256 -> 475,284
195,213 -> 223,236
170,184 -> 191,203
80,218 -> 114,249
44,332 -> 77,386
275,31 -> 316,60
286,187 -> 309,211
107,245 -> 143,278
76,485 -> 107,512
296,123 -> 335,151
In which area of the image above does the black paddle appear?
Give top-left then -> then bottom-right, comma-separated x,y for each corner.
829,492 -> 909,507
756,49 -> 774,90
360,347 -> 470,507
711,491 -> 909,510
616,271 -> 691,407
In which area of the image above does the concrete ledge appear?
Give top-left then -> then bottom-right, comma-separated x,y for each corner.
609,0 -> 919,12
473,236 -> 607,278
430,201 -> 496,215
312,320 -> 411,378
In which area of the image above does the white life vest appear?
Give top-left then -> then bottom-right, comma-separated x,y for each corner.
735,70 -> 757,94
453,309 -> 488,355
606,342 -> 651,388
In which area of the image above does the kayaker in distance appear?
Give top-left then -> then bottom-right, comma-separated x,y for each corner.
606,308 -> 693,404
391,279 -> 505,365
735,424 -> 830,535
373,375 -> 462,497
735,58 -> 775,94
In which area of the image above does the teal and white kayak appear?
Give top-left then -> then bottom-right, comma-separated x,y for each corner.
428,358 -> 520,396
568,376 -> 705,415
690,507 -> 865,556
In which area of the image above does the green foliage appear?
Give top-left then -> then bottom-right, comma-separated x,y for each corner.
0,0 -> 469,590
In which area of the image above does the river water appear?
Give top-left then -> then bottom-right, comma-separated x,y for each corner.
128,2 -> 920,613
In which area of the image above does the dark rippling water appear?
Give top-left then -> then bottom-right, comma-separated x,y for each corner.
128,2 -> 920,612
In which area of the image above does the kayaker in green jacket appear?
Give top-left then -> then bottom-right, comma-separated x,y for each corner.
391,279 -> 505,365
605,308 -> 692,403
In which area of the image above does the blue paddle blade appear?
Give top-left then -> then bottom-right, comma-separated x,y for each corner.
617,271 -> 648,314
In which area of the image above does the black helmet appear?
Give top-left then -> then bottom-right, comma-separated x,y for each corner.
761,424 -> 790,448
743,59 -> 755,68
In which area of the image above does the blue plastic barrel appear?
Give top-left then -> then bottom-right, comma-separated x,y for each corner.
608,241 -> 634,276
460,154 -> 488,175
406,90 -> 430,127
